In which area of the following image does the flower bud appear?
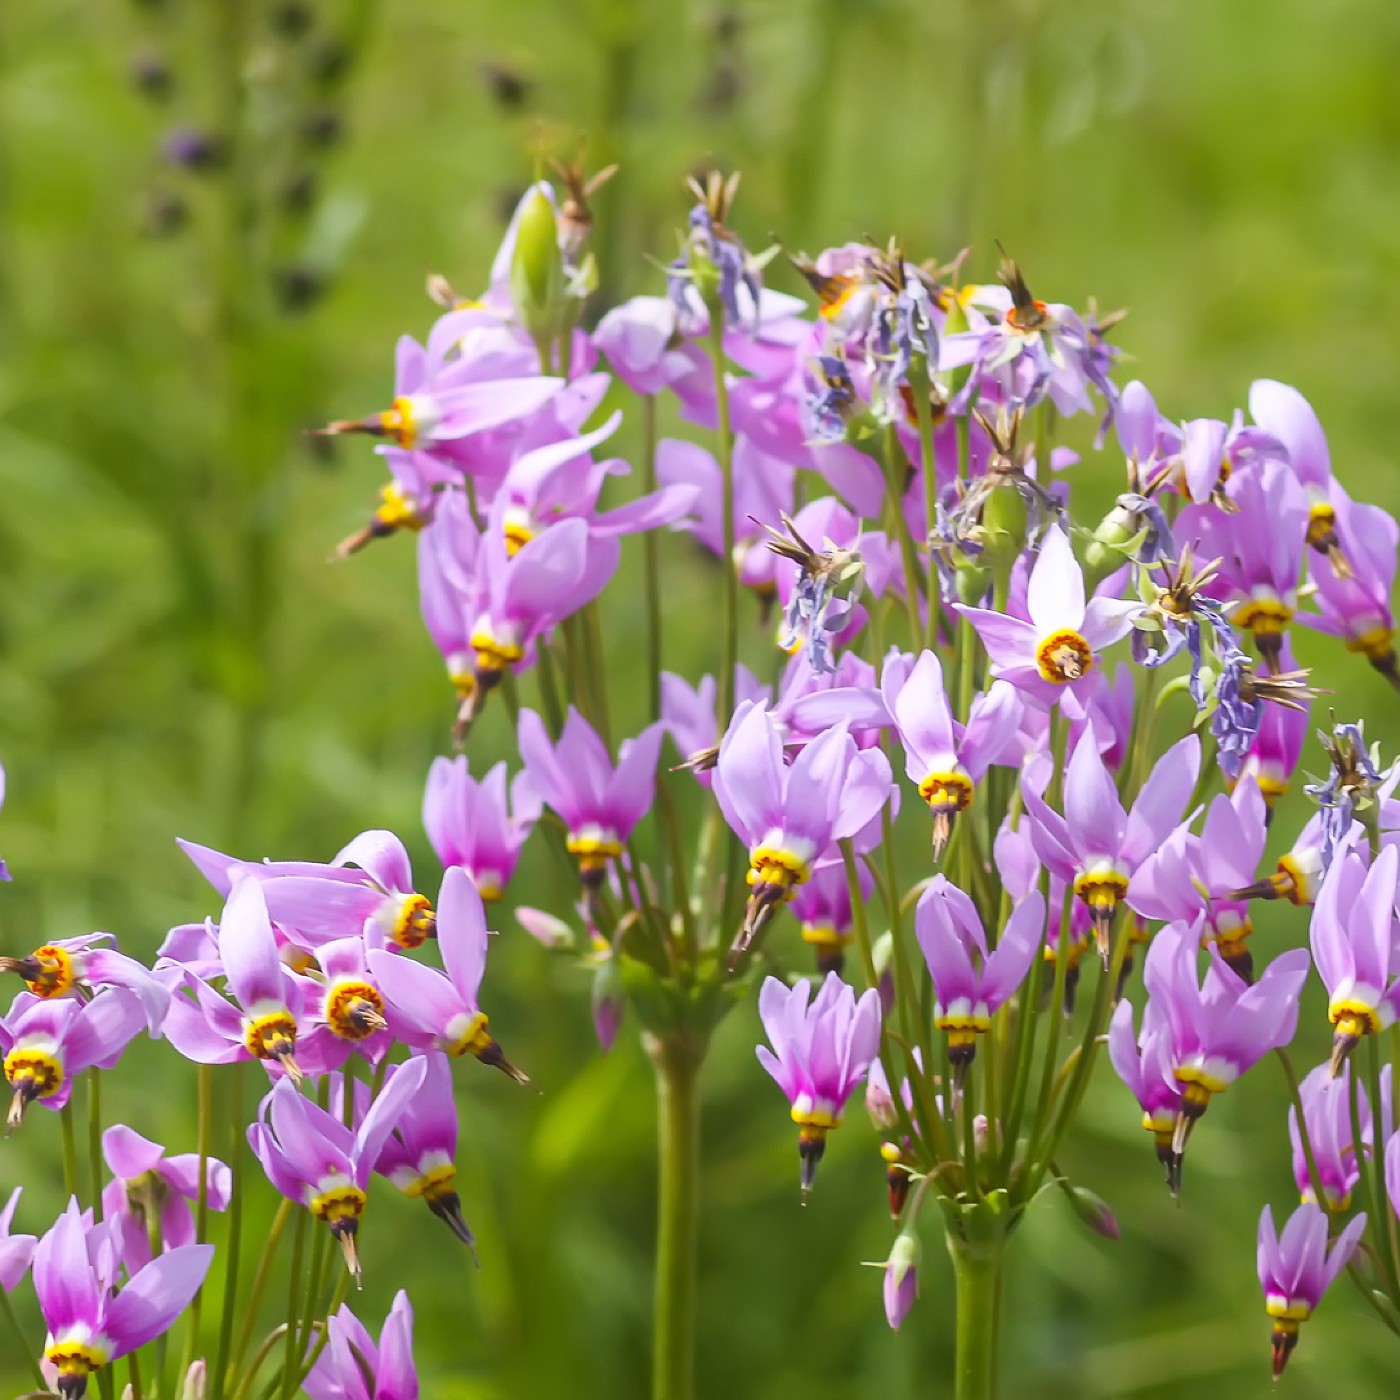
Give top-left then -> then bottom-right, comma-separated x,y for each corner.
510,185 -> 565,348
591,954 -> 624,1053
882,1227 -> 921,1330
1061,1182 -> 1120,1240
180,1361 -> 208,1400
979,480 -> 1029,599
1084,502 -> 1148,588
515,906 -> 574,950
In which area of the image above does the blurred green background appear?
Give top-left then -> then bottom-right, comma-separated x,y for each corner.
3,0 -> 1400,1395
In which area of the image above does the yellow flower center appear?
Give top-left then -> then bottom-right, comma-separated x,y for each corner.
469,628 -> 525,680
309,1183 -> 367,1227
800,921 -> 849,950
1005,299 -> 1050,334
791,1106 -> 840,1131
1331,1003 -> 1384,1039
400,1161 -> 458,1202
1035,628 -> 1092,683
1305,501 -> 1337,551
747,845 -> 810,896
4,1046 -> 64,1100
391,894 -> 435,950
445,1010 -> 494,1059
1346,626 -> 1397,664
1233,596 -> 1294,637
1073,869 -> 1129,917
324,980 -> 387,1040
22,944 -> 77,998
46,1340 -> 110,1386
503,519 -> 536,557
918,769 -> 974,813
372,482 -> 427,533
377,395 -> 420,449
242,1009 -> 301,1078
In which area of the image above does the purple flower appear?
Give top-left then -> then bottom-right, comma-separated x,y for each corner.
1249,378 -> 1349,573
367,867 -> 526,1083
248,1058 -> 427,1285
713,703 -> 892,953
33,1197 -> 213,1398
1256,1201 -> 1364,1378
1,990 -> 146,1130
1310,844 -> 1400,1074
304,1289 -> 419,1400
517,707 -> 664,889
1142,921 -> 1310,1177
0,1187 -> 37,1292
1298,480 -> 1398,673
1022,730 -> 1200,963
1289,1065 -> 1365,1212
1180,459 -> 1305,667
373,1053 -> 476,1255
915,877 -> 1046,1081
1108,999 -> 1185,1190
179,830 -> 438,952
100,1126 -> 232,1272
0,932 -> 169,1031
789,857 -> 873,977
881,650 -> 1023,857
423,755 -> 540,903
756,973 -> 882,1196
160,878 -> 312,1082
956,526 -> 1141,708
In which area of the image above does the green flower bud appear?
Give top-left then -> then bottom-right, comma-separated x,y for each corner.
510,185 -> 565,348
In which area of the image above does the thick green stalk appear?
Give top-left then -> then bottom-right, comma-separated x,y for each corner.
949,1232 -> 1004,1400
645,1031 -> 706,1400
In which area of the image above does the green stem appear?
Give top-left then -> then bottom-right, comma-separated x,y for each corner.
949,1233 -> 1003,1400
708,317 -> 737,728
640,393 -> 663,722
60,1100 -> 79,1200
279,1209 -> 308,1400
88,1070 -> 104,1220
0,1283 -> 46,1388
645,1030 -> 707,1400
183,1064 -> 215,1378
212,1064 -> 246,1399
231,1198 -> 294,1383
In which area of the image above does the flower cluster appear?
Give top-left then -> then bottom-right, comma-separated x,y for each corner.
8,159 -> 1400,1399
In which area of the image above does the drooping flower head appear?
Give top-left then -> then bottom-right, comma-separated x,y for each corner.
32,1198 -> 213,1398
713,704 -> 892,957
423,755 -> 540,903
1108,998 -> 1186,1191
881,650 -> 1023,857
249,1058 -> 427,1286
1289,1064 -> 1366,1213
1,990 -> 146,1130
755,973 -> 882,1197
1256,1201 -> 1364,1378
373,1052 -> 476,1257
1309,844 -> 1400,1075
368,867 -> 527,1083
304,1289 -> 420,1400
1022,731 -> 1200,963
517,707 -> 663,892
916,878 -> 1046,1083
1142,922 -> 1310,1185
0,932 -> 168,1032
100,1126 -> 231,1272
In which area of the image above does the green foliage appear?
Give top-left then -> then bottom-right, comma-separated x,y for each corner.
2,0 -> 1400,1395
